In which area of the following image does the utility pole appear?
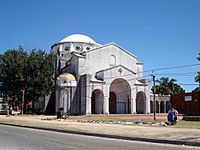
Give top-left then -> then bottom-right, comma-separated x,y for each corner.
21,89 -> 25,115
152,75 -> 156,121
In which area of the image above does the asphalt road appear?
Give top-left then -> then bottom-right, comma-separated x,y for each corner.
0,124 -> 199,150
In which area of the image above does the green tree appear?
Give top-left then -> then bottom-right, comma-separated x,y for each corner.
0,47 -> 55,111
194,53 -> 200,91
25,49 -> 55,111
192,87 -> 200,92
0,47 -> 27,109
152,77 -> 185,95
173,84 -> 185,94
195,53 -> 200,82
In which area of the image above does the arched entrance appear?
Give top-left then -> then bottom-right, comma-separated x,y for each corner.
58,89 -> 68,113
160,101 -> 164,113
136,92 -> 146,114
91,89 -> 103,114
109,78 -> 131,114
156,101 -> 159,113
109,92 -> 116,114
150,101 -> 153,113
166,101 -> 171,112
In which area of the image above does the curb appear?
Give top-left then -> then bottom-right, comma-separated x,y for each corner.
0,122 -> 199,147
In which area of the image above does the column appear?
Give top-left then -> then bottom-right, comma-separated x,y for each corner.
59,45 -> 63,56
103,84 -> 109,114
145,88 -> 151,114
164,102 -> 167,113
86,93 -> 91,115
158,101 -> 161,113
131,89 -> 136,114
103,96 -> 109,114
66,88 -> 70,114
86,75 -> 92,115
63,90 -> 67,114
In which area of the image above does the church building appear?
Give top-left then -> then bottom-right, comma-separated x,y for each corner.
51,34 -> 150,115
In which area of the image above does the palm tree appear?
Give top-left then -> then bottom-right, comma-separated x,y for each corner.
153,77 -> 185,95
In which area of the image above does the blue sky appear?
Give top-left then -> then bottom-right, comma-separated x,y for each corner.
0,0 -> 199,92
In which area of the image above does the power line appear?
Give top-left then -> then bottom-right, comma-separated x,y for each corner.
178,83 -> 199,86
144,63 -> 200,73
57,63 -> 199,90
153,72 -> 197,77
57,63 -> 200,84
78,64 -> 199,87
56,64 -> 200,103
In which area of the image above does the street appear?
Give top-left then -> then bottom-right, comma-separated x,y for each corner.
0,124 -> 199,150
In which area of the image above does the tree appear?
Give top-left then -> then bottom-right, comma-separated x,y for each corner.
25,49 -> 55,111
173,84 -> 185,94
0,47 -> 55,111
192,87 -> 200,92
194,53 -> 200,91
152,77 -> 185,95
0,47 -> 27,109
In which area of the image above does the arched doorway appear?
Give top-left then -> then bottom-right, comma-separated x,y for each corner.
109,92 -> 116,114
156,101 -> 159,113
91,89 -> 103,114
136,92 -> 146,114
150,101 -> 153,113
160,101 -> 164,113
58,89 -> 68,113
166,101 -> 171,112
109,78 -> 131,114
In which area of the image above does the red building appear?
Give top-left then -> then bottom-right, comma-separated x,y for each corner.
171,92 -> 200,116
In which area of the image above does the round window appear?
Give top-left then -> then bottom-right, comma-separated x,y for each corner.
75,46 -> 81,51
86,47 -> 90,50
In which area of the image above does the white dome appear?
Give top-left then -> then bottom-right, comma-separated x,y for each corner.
60,34 -> 96,44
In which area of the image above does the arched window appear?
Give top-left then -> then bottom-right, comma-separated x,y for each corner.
110,55 -> 116,66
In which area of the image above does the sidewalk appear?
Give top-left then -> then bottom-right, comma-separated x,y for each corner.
0,115 -> 200,147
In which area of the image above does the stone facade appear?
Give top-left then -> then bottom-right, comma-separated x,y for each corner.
52,34 -> 150,115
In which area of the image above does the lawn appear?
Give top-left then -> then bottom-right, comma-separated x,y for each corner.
64,114 -> 200,129
1,114 -> 200,129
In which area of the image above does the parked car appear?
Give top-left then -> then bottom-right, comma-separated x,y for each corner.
0,108 -> 12,115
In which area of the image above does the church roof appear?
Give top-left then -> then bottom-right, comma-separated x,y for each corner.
60,34 -> 97,44
82,42 -> 138,59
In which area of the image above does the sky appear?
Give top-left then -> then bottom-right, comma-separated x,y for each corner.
0,0 -> 199,92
